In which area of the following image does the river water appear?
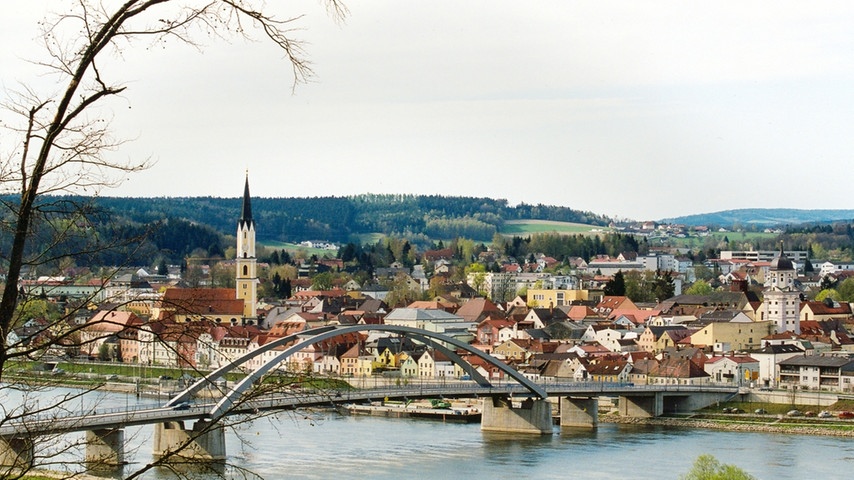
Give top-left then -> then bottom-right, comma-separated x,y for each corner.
18,388 -> 854,479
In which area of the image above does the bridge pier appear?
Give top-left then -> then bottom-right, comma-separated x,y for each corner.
0,436 -> 33,469
153,420 -> 226,461
480,397 -> 552,434
559,397 -> 598,428
619,393 -> 663,418
85,428 -> 125,466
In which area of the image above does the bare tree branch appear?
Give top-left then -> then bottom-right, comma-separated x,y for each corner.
0,1 -> 348,477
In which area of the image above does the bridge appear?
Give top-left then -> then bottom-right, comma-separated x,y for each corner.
0,324 -> 739,469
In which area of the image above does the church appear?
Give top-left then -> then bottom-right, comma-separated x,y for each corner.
235,173 -> 259,323
150,174 -> 259,326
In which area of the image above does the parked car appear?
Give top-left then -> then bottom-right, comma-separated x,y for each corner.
754,408 -> 767,414
838,411 -> 854,419
818,411 -> 833,418
787,409 -> 803,417
804,411 -> 816,417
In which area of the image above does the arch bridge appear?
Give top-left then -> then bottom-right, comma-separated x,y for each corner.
0,325 -> 737,467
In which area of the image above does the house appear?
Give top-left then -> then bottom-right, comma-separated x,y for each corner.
586,356 -> 632,383
423,248 -> 455,263
316,344 -> 348,375
383,308 -> 475,344
341,344 -> 373,377
798,320 -> 854,352
455,297 -> 504,323
800,301 -> 853,322
608,308 -> 659,327
595,296 -> 637,315
152,287 -> 245,324
654,328 -> 696,353
418,349 -> 454,378
704,355 -> 760,386
778,354 -> 854,392
647,357 -> 711,385
637,326 -> 687,353
520,308 -> 569,330
592,326 -> 625,352
474,318 -> 516,350
685,320 -> 775,353
399,353 -> 420,378
80,310 -> 142,358
746,343 -> 805,388
628,358 -> 657,385
493,338 -> 534,362
560,305 -> 599,322
526,353 -> 588,381
526,288 -> 588,308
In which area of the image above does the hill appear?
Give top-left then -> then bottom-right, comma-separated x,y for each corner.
92,194 -> 611,244
661,209 -> 854,227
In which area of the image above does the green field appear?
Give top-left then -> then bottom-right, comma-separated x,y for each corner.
260,241 -> 338,257
500,220 -> 610,236
666,231 -> 779,249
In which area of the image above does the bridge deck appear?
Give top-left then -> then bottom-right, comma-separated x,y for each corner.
0,383 -> 737,437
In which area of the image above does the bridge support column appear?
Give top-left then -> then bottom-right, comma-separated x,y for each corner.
619,393 -> 663,418
0,436 -> 33,469
85,428 -> 125,466
560,397 -> 598,428
480,397 -> 552,434
153,420 -> 226,461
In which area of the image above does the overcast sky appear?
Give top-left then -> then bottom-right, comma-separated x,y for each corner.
3,1 -> 854,221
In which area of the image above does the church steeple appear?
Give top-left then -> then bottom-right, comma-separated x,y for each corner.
239,172 -> 254,229
236,173 -> 258,322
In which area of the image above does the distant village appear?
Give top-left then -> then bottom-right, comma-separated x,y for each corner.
12,179 -> 854,395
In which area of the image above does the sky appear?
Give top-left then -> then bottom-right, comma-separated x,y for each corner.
2,1 -> 854,221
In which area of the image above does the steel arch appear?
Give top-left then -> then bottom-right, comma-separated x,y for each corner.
166,325 -> 547,418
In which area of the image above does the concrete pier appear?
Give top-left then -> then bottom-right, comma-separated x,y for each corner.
85,428 -> 125,465
560,397 -> 598,428
0,436 -> 33,469
619,394 -> 663,418
480,397 -> 552,434
153,420 -> 226,461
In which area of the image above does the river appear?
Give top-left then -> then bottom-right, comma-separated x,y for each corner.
16,388 -> 854,479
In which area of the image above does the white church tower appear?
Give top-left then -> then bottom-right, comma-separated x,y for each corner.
763,246 -> 800,334
236,173 -> 258,321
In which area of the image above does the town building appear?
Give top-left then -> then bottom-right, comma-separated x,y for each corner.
761,248 -> 801,334
236,173 -> 259,321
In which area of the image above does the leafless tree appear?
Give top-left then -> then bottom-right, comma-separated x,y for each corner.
0,1 -> 347,477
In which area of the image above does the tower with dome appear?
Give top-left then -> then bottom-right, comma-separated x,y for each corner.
762,246 -> 800,334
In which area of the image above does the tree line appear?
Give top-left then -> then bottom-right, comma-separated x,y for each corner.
62,194 -> 610,243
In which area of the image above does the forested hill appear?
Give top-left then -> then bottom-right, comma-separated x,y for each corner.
662,208 -> 854,227
93,194 -> 611,243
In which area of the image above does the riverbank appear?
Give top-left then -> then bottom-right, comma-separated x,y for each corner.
601,413 -> 854,437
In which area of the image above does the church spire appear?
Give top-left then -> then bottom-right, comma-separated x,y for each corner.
239,172 -> 254,229
236,171 -> 258,323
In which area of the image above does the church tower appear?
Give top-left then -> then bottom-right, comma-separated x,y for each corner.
236,173 -> 258,321
763,246 -> 800,334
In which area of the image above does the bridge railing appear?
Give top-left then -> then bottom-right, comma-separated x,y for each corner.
0,380 -> 740,437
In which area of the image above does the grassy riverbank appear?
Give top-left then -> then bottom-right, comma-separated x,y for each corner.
6,359 -> 352,397
601,400 -> 854,437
